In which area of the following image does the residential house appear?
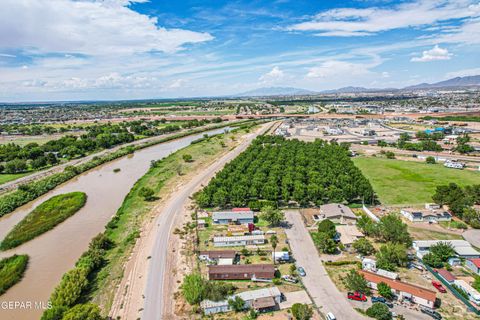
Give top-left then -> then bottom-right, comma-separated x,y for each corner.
319,203 -> 357,225
435,269 -> 456,284
213,235 -> 265,247
413,240 -> 480,259
199,250 -> 237,265
212,211 -> 254,225
201,286 -> 282,315
466,258 -> 480,275
454,280 -> 480,305
208,264 -> 275,280
400,207 -> 451,223
359,270 -> 437,308
448,257 -> 462,267
336,225 -> 364,247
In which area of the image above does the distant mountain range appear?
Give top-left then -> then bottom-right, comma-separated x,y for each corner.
233,75 -> 480,97
404,75 -> 480,90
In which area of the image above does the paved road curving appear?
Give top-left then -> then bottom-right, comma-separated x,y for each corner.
284,209 -> 369,320
463,229 -> 480,248
142,123 -> 272,320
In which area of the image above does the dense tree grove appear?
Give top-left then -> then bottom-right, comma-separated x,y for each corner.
196,136 -> 375,208
0,119 -> 224,174
433,183 -> 480,227
395,132 -> 443,152
0,124 -> 136,173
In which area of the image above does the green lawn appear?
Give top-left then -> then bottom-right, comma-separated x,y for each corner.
0,254 -> 29,295
0,192 -> 87,250
0,172 -> 31,185
353,157 -> 480,205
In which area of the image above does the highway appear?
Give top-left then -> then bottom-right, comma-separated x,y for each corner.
141,123 -> 271,320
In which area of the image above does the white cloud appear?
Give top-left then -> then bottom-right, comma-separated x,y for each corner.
288,1 -> 480,37
0,0 -> 213,56
306,60 -> 371,78
259,66 -> 285,83
411,45 -> 452,62
445,67 -> 480,78
168,78 -> 187,89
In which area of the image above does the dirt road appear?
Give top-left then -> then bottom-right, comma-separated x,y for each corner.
109,123 -> 271,320
284,209 -> 369,320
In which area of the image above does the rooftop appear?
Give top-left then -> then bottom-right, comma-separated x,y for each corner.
436,269 -> 456,282
212,211 -> 254,221
213,234 -> 265,242
359,270 -> 437,302
468,258 -> 480,268
200,286 -> 281,309
199,250 -> 237,259
320,203 -> 357,220
208,264 -> 275,274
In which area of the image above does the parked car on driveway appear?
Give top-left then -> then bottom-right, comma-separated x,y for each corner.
432,281 -> 447,293
371,296 -> 386,303
297,266 -> 306,277
421,307 -> 442,319
371,296 -> 393,307
347,291 -> 367,302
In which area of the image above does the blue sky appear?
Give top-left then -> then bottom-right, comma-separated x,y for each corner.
0,0 -> 479,102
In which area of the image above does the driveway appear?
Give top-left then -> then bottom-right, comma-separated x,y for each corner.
284,210 -> 368,319
279,290 -> 312,309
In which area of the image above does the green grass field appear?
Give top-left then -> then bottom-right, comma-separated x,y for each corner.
0,254 -> 29,295
0,173 -> 31,185
353,157 -> 480,205
0,192 -> 87,250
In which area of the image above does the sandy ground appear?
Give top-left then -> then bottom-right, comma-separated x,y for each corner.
109,123 -> 273,320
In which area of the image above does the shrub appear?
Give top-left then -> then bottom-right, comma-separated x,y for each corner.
366,303 -> 392,320
0,192 -> 87,250
426,156 -> 436,164
291,303 -> 313,320
0,254 -> 29,295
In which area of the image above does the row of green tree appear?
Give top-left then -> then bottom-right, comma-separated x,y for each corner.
0,123 -> 237,218
433,183 -> 480,228
0,119 -> 225,174
41,233 -> 111,319
196,136 -> 375,208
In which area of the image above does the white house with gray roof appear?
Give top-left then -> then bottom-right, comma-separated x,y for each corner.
212,211 -> 254,225
201,286 -> 282,315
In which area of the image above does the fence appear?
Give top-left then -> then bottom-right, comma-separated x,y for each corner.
423,263 -> 480,315
362,204 -> 380,222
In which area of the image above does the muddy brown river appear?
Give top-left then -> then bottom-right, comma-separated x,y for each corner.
0,127 -> 230,320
